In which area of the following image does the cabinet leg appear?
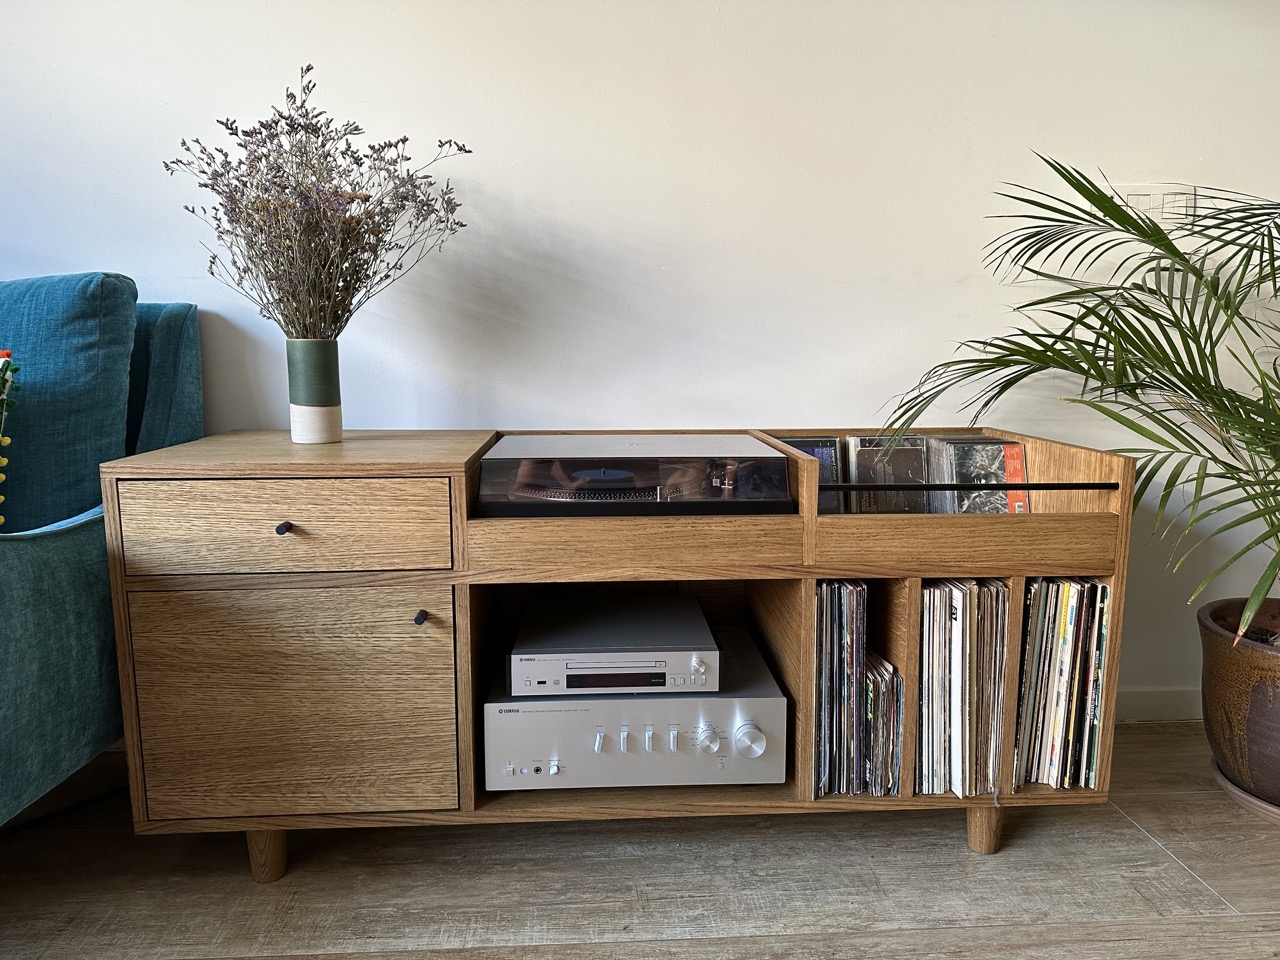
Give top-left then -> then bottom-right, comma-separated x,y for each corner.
246,829 -> 288,882
966,806 -> 1003,854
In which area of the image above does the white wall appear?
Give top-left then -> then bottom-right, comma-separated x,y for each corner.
4,0 -> 1279,719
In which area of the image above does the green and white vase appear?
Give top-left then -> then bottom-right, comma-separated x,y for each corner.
286,338 -> 342,444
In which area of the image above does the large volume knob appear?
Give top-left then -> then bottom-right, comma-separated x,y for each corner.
734,724 -> 767,759
695,728 -> 722,754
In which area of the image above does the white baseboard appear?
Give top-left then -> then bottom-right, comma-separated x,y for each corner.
1116,687 -> 1202,721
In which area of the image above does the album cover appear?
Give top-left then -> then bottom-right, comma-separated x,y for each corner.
924,436 -> 1031,515
848,435 -> 929,514
782,436 -> 845,514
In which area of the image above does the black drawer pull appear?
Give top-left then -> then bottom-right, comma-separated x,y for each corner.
275,521 -> 294,536
414,610 -> 429,626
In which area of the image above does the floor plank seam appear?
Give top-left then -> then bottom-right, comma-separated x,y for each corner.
168,916 -> 1280,960
1107,800 -> 1241,916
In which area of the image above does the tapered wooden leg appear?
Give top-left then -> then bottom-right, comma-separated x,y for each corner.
966,806 -> 1003,854
246,829 -> 287,882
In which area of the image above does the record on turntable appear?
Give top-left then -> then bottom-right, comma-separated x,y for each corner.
474,433 -> 794,517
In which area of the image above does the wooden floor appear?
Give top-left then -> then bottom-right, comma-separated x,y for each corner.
3,722 -> 1279,959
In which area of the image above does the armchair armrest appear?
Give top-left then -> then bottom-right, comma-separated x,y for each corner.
128,302 -> 202,456
0,504 -> 103,541
0,504 -> 121,825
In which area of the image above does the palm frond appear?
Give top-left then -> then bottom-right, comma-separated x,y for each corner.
887,155 -> 1280,633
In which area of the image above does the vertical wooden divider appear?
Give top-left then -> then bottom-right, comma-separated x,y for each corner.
878,578 -> 922,799
747,578 -> 815,801
462,583 -> 498,811
998,576 -> 1028,798
750,430 -> 818,565
453,584 -> 476,812
1092,453 -> 1136,795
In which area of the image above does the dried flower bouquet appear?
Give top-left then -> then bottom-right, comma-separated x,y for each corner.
165,65 -> 469,340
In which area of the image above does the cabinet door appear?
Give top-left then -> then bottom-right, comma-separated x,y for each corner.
128,583 -> 457,819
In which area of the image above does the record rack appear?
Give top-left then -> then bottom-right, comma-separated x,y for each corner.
99,426 -> 1134,881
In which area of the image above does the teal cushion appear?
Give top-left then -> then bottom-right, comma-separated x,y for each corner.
0,273 -> 137,532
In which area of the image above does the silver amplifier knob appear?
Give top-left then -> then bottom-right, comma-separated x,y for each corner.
695,727 -> 722,754
734,723 -> 767,759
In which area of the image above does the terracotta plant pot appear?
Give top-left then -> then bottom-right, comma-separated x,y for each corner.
1199,597 -> 1280,807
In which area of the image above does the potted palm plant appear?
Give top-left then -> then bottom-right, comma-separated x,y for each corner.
886,156 -> 1280,815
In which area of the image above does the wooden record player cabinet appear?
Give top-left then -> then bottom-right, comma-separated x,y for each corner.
99,428 -> 1133,882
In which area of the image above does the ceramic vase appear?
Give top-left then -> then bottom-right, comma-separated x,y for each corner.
286,338 -> 342,444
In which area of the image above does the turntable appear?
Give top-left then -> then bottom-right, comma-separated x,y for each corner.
474,433 -> 794,517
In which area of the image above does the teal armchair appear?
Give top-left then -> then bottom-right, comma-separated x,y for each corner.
0,273 -> 203,825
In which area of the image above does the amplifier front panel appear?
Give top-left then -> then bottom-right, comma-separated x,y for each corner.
484,692 -> 785,790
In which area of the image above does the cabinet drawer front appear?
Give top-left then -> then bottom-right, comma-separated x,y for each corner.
815,513 -> 1119,576
467,516 -> 804,576
118,478 -> 451,575
129,583 -> 458,819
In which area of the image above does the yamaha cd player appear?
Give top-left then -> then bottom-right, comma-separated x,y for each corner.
509,590 -> 721,696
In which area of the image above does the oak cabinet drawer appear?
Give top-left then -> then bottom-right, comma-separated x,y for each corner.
118,478 -> 452,575
129,583 -> 458,819
466,515 -> 804,576
814,513 -> 1119,577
